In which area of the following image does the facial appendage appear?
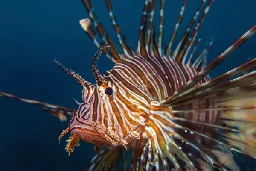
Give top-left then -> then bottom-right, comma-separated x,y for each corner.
59,85 -> 131,155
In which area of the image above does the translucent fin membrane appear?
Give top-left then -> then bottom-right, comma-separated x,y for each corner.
169,86 -> 256,166
186,38 -> 201,66
192,40 -> 213,70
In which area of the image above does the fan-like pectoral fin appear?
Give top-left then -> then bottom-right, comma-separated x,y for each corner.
166,85 -> 256,170
85,147 -> 129,171
0,91 -> 73,121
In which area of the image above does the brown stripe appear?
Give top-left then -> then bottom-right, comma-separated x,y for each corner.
92,90 -> 99,122
109,95 -> 127,135
148,118 -> 167,150
111,69 -> 151,105
118,59 -> 159,99
115,99 -> 138,126
135,56 -> 167,99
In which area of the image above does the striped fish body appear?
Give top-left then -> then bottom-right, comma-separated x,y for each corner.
69,54 -> 209,147
73,0 -> 256,170
68,53 -> 235,170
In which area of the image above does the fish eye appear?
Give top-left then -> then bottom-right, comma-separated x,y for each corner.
105,87 -> 113,96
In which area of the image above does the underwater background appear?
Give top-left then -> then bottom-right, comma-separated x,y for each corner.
0,0 -> 256,170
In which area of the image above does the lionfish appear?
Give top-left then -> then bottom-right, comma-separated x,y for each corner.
1,0 -> 256,170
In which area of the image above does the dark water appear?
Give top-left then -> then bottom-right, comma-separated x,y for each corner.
0,0 -> 255,170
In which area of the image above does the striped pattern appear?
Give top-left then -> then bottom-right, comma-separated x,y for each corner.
0,0 -> 255,170
77,0 -> 256,170
0,91 -> 73,122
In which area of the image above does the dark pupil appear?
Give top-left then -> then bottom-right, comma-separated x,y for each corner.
105,87 -> 113,96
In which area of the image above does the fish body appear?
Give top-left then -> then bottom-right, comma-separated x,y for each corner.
1,0 -> 256,170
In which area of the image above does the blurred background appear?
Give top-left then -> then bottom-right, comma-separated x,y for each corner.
0,0 -> 255,170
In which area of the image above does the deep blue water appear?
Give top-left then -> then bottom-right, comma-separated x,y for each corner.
0,0 -> 255,170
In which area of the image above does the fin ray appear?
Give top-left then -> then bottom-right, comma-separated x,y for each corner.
0,91 -> 73,121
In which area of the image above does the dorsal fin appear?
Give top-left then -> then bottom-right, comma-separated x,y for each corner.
104,0 -> 137,57
170,0 -> 206,60
163,25 -> 256,105
177,0 -> 215,64
81,0 -> 123,62
137,0 -> 150,57
186,38 -> 201,66
145,0 -> 157,55
192,41 -> 213,70
157,0 -> 166,57
165,0 -> 188,57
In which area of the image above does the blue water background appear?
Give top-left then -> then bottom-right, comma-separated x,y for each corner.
0,0 -> 256,170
